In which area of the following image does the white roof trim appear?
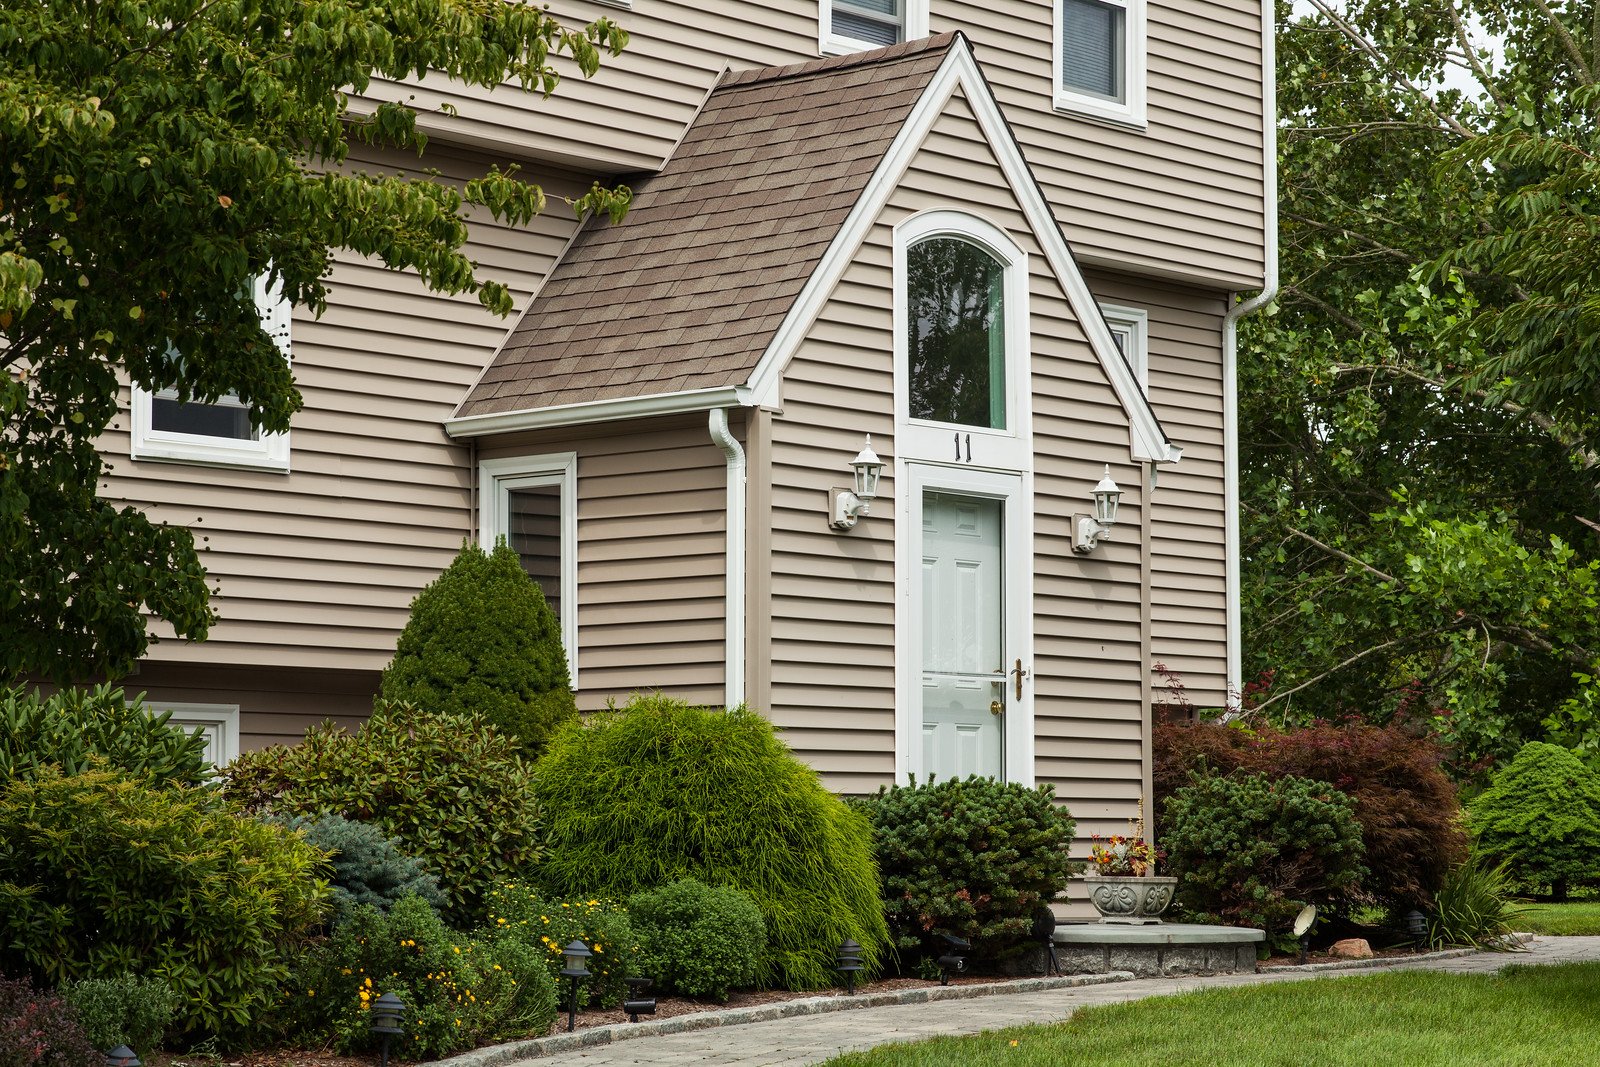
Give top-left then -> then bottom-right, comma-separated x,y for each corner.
445,385 -> 752,438
744,35 -> 1176,463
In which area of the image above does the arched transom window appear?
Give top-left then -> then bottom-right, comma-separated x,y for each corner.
906,237 -> 1007,431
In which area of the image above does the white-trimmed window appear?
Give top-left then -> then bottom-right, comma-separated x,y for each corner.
894,210 -> 1031,471
152,702 -> 241,767
1101,303 -> 1149,388
821,0 -> 928,55
1055,0 -> 1146,127
131,274 -> 292,471
480,453 -> 579,685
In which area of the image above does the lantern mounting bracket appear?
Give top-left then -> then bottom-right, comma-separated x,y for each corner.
1073,513 -> 1112,553
830,486 -> 871,530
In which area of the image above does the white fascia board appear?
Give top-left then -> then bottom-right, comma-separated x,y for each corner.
744,35 -> 1176,464
444,385 -> 753,439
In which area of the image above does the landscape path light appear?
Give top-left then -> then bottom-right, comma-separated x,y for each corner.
828,435 -> 884,531
369,991 -> 406,1067
103,1047 -> 140,1067
561,939 -> 594,1033
836,937 -> 864,994
1404,908 -> 1429,947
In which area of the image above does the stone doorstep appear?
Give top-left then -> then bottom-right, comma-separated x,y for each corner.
432,972 -> 1138,1067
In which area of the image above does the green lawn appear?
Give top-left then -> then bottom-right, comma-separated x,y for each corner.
822,963 -> 1600,1067
1515,901 -> 1600,935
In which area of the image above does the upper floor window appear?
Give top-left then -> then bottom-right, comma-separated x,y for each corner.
1055,0 -> 1147,127
822,0 -> 927,55
130,274 -> 292,471
1101,303 -> 1149,388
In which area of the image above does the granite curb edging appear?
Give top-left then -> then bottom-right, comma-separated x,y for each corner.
1262,946 -> 1479,974
433,972 -> 1139,1067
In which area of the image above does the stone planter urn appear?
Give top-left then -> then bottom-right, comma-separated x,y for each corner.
1085,875 -> 1178,924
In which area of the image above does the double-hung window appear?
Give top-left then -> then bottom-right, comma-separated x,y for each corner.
130,274 -> 292,471
1055,0 -> 1146,127
480,453 -> 579,685
822,0 -> 927,55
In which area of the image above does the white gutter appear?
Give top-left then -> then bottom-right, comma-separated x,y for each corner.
709,408 -> 747,709
1221,0 -> 1280,711
446,385 -> 754,439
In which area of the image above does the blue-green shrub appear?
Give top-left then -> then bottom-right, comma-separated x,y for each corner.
285,813 -> 446,924
628,879 -> 765,1001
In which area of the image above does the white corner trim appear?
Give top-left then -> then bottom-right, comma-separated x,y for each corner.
708,409 -> 747,709
1052,0 -> 1147,129
478,452 -> 580,688
152,702 -> 241,766
743,35 -> 1174,464
445,385 -> 754,438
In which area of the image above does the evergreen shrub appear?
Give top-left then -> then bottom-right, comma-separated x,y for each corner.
627,879 -> 765,1001
533,695 -> 888,990
285,813 -> 446,924
223,705 -> 542,919
485,884 -> 638,1008
0,684 -> 209,786
273,895 -> 556,1057
0,975 -> 98,1067
61,974 -> 178,1055
852,776 -> 1077,963
0,768 -> 326,1039
380,540 -> 576,754
1155,718 -> 1467,907
1469,741 -> 1600,900
1162,772 -> 1366,937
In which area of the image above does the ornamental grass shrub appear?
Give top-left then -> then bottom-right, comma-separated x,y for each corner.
223,705 -> 542,920
533,695 -> 888,990
283,813 -> 446,924
1429,855 -> 1528,949
0,684 -> 209,786
379,540 -> 576,754
484,884 -> 639,1008
1468,741 -> 1600,900
0,768 -> 326,1040
852,776 -> 1077,964
1162,772 -> 1366,938
0,975 -> 98,1067
1154,718 -> 1467,907
273,895 -> 556,1057
61,974 -> 178,1056
627,879 -> 765,1001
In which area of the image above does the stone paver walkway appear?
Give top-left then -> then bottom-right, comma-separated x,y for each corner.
533,937 -> 1600,1067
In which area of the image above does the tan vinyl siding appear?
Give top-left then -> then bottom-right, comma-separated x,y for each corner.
764,91 -> 1150,873
478,415 -> 731,712
1086,272 -> 1229,709
127,662 -> 377,752
102,145 -> 592,672
366,0 -> 1265,288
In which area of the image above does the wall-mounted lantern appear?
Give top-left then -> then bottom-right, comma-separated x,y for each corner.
829,435 -> 883,531
1072,465 -> 1122,554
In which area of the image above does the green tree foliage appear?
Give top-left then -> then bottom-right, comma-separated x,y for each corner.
532,695 -> 889,991
852,776 -> 1077,963
626,879 -> 766,1002
380,540 -> 576,754
222,704 -> 543,920
0,684 -> 210,786
1468,741 -> 1600,900
0,767 -> 327,1039
0,0 -> 630,683
1239,0 -> 1600,769
282,812 -> 446,925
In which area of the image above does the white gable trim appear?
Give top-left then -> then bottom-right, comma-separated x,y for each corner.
744,35 -> 1177,464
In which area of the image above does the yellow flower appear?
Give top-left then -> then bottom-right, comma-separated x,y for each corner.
1010,1040 -> 1020,1048
494,964 -> 503,971
307,989 -> 315,996
454,946 -> 461,954
595,945 -> 604,953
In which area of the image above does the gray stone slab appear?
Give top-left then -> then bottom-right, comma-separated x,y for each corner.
1054,921 -> 1266,946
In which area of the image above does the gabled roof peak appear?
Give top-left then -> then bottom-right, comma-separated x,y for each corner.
717,32 -> 963,92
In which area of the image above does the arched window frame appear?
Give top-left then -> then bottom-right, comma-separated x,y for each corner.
893,210 -> 1032,472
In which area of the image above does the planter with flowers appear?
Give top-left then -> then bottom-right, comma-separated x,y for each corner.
1086,829 -> 1176,925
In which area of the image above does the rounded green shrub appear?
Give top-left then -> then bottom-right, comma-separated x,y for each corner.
61,974 -> 179,1055
1469,741 -> 1600,900
627,879 -> 765,1001
380,539 -> 576,754
285,813 -> 446,924
1162,772 -> 1366,937
222,705 -> 542,920
485,884 -> 639,1008
853,775 -> 1077,963
0,975 -> 99,1067
0,768 -> 327,1039
533,695 -> 889,990
0,684 -> 209,786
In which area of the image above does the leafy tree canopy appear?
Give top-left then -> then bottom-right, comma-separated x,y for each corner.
0,0 -> 628,683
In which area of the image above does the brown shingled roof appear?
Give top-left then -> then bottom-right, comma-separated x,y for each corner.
455,34 -> 959,420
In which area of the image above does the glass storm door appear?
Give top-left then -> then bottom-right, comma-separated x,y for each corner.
919,489 -> 1007,780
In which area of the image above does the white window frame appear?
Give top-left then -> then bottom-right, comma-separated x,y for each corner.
152,702 -> 241,767
131,274 -> 293,471
479,453 -> 579,688
1101,303 -> 1149,389
894,209 -> 1032,473
820,0 -> 928,56
1053,0 -> 1147,129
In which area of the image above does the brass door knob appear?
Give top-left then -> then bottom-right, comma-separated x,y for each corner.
990,700 -> 1003,716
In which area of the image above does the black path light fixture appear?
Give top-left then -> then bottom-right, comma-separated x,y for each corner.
1032,904 -> 1061,976
1403,908 -> 1429,948
936,933 -> 970,986
103,1047 -> 140,1067
369,991 -> 406,1067
836,938 -> 865,994
561,939 -> 594,1033
623,976 -> 657,1022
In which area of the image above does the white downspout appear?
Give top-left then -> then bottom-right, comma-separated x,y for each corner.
709,408 -> 747,708
1222,0 -> 1279,711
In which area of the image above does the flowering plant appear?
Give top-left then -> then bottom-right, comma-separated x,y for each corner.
1088,834 -> 1161,876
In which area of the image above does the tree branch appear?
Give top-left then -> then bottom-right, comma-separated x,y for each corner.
1446,0 -> 1509,111
1529,0 -> 1596,85
1248,625 -> 1465,715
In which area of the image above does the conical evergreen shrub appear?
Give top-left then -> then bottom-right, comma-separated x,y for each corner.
533,695 -> 889,991
1469,741 -> 1600,900
380,539 -> 575,753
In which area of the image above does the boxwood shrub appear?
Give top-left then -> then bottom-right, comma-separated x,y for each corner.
61,974 -> 179,1056
533,695 -> 888,990
627,879 -> 765,1001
